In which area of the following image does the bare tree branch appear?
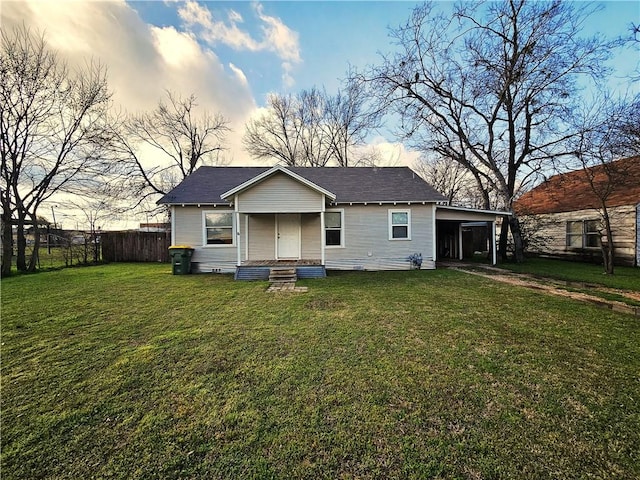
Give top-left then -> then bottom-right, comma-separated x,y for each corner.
361,0 -> 616,262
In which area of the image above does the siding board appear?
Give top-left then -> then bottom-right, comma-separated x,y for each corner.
238,173 -> 323,213
326,204 -> 434,270
174,205 -> 237,272
248,214 -> 275,260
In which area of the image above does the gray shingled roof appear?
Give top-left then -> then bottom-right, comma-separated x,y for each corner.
157,166 -> 447,205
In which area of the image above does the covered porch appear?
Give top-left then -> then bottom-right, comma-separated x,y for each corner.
234,212 -> 327,267
221,166 -> 337,277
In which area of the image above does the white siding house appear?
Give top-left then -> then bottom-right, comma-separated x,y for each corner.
160,166 -> 508,277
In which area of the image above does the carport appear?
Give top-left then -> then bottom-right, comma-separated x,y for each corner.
435,206 -> 510,265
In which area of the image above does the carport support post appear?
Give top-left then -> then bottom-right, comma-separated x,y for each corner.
491,221 -> 497,265
458,223 -> 463,260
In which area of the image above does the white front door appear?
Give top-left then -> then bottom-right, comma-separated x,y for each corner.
277,214 -> 300,259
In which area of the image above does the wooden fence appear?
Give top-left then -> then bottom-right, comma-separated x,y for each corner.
101,231 -> 171,263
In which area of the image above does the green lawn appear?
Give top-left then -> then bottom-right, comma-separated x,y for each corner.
8,245 -> 100,272
2,264 -> 639,479
497,257 -> 640,291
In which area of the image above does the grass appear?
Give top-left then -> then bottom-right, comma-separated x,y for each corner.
7,245 -> 101,273
2,264 -> 639,479
497,257 -> 640,291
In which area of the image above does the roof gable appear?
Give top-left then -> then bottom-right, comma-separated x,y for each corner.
515,156 -> 640,215
221,166 -> 336,201
158,166 -> 448,205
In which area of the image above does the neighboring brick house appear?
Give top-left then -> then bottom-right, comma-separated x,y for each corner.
514,156 -> 640,266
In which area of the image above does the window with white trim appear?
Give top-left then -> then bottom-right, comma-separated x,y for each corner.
204,211 -> 234,246
325,210 -> 344,247
389,209 -> 411,240
566,220 -> 600,249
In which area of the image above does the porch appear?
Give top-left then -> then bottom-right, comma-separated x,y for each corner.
235,259 -> 325,281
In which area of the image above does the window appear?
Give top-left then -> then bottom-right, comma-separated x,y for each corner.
325,210 -> 344,247
389,209 -> 411,240
566,221 -> 583,247
566,220 -> 600,249
584,220 -> 601,248
204,212 -> 234,246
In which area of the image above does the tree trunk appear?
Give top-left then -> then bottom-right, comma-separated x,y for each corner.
601,208 -> 615,275
498,216 -> 510,262
1,211 -> 13,277
509,216 -> 525,263
15,212 -> 27,271
27,213 -> 41,272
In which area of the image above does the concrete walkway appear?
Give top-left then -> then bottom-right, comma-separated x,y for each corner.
266,282 -> 308,293
446,263 -> 640,317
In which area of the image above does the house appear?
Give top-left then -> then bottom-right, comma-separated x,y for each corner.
158,166 -> 509,278
514,156 -> 640,266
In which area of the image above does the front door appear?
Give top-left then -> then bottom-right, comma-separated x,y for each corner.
277,214 -> 300,259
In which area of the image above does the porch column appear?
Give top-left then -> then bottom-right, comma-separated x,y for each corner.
458,223 -> 464,260
491,221 -> 497,265
236,212 -> 242,266
320,210 -> 326,266
235,196 -> 241,267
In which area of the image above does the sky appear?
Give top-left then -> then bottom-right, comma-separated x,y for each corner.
2,0 -> 639,228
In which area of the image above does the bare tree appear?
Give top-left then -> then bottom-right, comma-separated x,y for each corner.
0,25 -> 112,275
112,91 -> 229,204
324,77 -> 382,166
244,93 -> 302,165
569,94 -> 639,274
243,83 -> 379,167
297,88 -> 333,167
414,154 -> 488,207
360,0 -> 615,262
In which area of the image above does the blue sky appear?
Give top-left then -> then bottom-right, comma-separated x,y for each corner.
4,0 -> 638,159
130,1 -> 421,99
130,0 -> 638,102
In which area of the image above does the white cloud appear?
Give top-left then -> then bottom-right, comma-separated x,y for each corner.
1,0 -> 255,140
228,9 -> 243,24
228,62 -> 249,87
1,0 -> 262,228
253,3 -> 301,65
358,137 -> 422,167
178,0 -> 261,52
151,26 -> 203,69
178,0 -> 301,88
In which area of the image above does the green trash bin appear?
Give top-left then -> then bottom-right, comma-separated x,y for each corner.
168,246 -> 194,275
